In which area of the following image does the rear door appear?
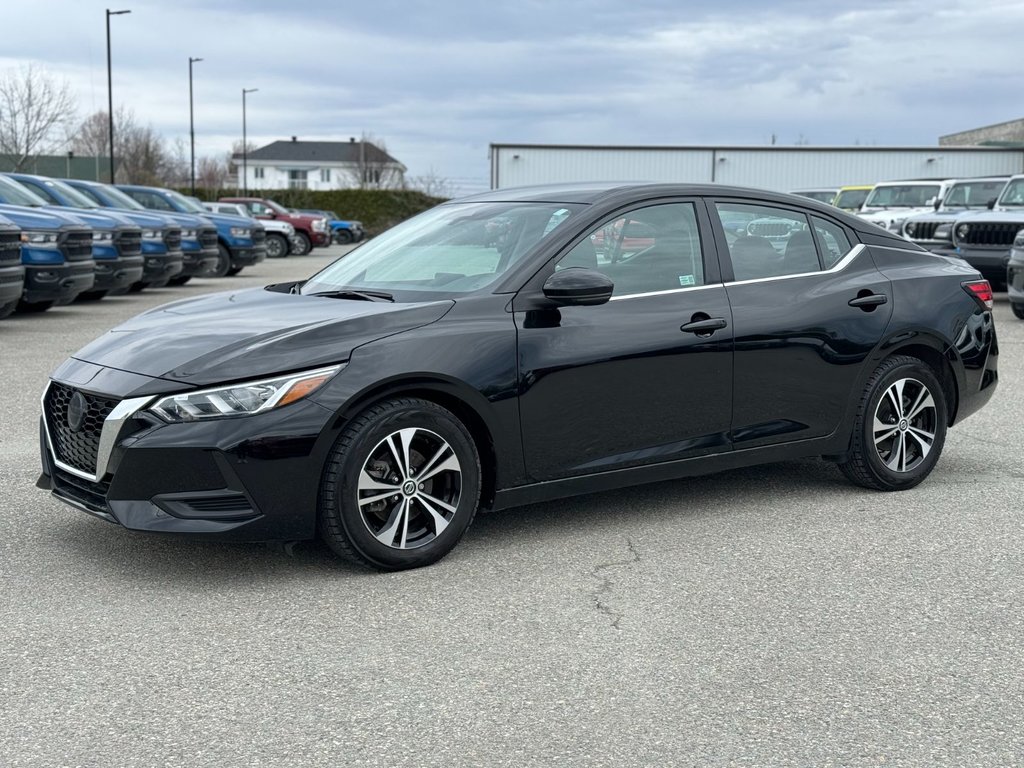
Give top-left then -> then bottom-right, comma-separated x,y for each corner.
710,199 -> 892,448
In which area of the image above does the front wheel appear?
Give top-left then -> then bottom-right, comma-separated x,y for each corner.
206,244 -> 232,278
319,398 -> 481,571
265,233 -> 288,259
0,300 -> 17,320
1012,302 -> 1024,320
334,229 -> 354,245
292,232 -> 312,256
838,355 -> 947,491
168,275 -> 192,286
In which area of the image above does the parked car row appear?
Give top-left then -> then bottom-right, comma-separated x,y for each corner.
792,176 -> 1024,318
0,173 -> 348,321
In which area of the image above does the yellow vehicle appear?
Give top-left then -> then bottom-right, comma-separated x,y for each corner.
833,184 -> 874,212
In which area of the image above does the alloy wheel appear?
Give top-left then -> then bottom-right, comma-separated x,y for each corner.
872,377 -> 937,473
357,427 -> 462,549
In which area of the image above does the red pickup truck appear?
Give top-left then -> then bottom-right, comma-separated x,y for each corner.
219,197 -> 330,255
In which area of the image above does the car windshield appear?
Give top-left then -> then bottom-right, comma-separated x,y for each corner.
864,184 -> 941,208
998,179 -> 1024,206
943,181 -> 1007,208
835,189 -> 870,210
0,175 -> 48,206
44,179 -> 100,208
301,201 -> 584,299
97,185 -> 148,211
163,189 -> 207,214
793,191 -> 835,203
265,199 -> 290,215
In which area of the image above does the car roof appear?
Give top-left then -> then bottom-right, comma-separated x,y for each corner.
837,185 -> 874,191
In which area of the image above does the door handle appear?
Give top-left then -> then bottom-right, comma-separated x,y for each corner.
680,317 -> 728,335
848,293 -> 888,309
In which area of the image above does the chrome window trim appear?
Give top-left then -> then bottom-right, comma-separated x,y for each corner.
724,243 -> 865,288
40,381 -> 153,482
609,283 -> 721,302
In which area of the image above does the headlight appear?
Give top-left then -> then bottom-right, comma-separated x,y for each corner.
181,229 -> 197,238
956,223 -> 970,240
149,365 -> 344,423
283,223 -> 295,235
904,222 -> 916,237
142,229 -> 163,240
92,231 -> 114,242
312,218 -> 327,232
1014,231 -> 1024,247
21,231 -> 60,247
229,227 -> 251,237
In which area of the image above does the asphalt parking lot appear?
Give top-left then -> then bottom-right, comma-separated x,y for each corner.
1,246 -> 1022,767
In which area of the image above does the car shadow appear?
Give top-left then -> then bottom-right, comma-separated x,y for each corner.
52,458 -> 852,584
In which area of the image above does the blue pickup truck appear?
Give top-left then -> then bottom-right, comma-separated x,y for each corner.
62,179 -> 217,285
10,174 -> 184,291
293,208 -> 365,244
118,185 -> 267,277
0,202 -> 95,312
0,213 -> 25,320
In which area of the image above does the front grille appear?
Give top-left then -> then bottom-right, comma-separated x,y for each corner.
906,221 -> 939,241
115,229 -> 143,258
252,229 -> 266,244
60,229 -> 94,261
44,382 -> 118,476
0,226 -> 20,265
52,467 -> 111,513
163,228 -> 182,250
199,228 -> 217,248
748,221 -> 791,237
182,495 -> 252,513
959,222 -> 1023,247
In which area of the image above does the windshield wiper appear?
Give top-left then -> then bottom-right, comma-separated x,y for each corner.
307,288 -> 394,303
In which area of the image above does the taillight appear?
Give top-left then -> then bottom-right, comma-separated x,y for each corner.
962,279 -> 994,310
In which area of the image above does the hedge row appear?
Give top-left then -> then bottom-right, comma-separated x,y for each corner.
185,188 -> 447,237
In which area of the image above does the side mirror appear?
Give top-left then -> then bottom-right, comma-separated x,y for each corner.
987,198 -> 997,210
933,198 -> 942,211
542,268 -> 613,306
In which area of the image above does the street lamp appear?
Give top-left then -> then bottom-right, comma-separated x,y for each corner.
105,8 -> 131,183
188,56 -> 203,196
242,88 -> 258,195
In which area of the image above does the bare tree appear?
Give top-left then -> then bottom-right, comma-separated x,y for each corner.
196,154 -> 230,193
71,107 -> 171,184
344,133 -> 405,190
409,168 -> 456,198
0,64 -> 76,171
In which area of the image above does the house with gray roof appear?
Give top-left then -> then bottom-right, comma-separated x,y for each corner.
240,137 -> 406,191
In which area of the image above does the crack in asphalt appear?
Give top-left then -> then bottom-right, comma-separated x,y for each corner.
591,538 -> 641,631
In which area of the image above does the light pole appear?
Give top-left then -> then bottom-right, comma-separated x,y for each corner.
105,8 -> 131,183
241,87 -> 258,195
188,56 -> 203,196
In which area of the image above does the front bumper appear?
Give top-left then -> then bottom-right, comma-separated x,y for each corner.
310,231 -> 330,247
227,244 -> 267,268
1008,248 -> 1024,305
181,243 -> 220,277
0,262 -> 25,306
950,246 -> 1011,278
92,255 -> 145,292
38,363 -> 338,542
23,260 -> 96,304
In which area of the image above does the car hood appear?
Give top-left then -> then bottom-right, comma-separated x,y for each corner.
0,203 -> 88,228
70,286 -> 455,386
157,211 -> 211,229
200,210 -> 254,228
859,207 -> 932,222
48,206 -> 133,230
961,209 -> 1024,223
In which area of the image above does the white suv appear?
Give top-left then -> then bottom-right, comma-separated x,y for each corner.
857,179 -> 957,234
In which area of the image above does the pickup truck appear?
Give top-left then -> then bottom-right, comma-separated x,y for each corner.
119,185 -> 267,277
292,208 -> 365,244
0,213 -> 25,320
203,201 -> 299,259
12,174 -> 183,291
0,203 -> 95,312
63,179 -> 217,285
218,196 -> 330,255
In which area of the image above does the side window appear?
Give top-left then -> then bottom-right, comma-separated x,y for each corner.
73,186 -> 103,206
249,202 -> 269,216
132,191 -> 173,211
555,203 -> 704,297
811,216 -> 852,268
715,203 -> 818,281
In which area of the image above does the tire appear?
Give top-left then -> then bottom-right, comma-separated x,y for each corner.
0,300 -> 17,320
129,281 -> 148,292
265,233 -> 288,259
319,397 -> 482,571
206,244 -> 232,278
168,275 -> 192,286
1012,302 -> 1024,320
334,229 -> 354,245
227,266 -> 243,276
17,300 -> 54,313
292,232 -> 312,256
76,289 -> 108,302
838,355 -> 947,491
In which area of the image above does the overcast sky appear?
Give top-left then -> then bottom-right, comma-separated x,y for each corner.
3,0 -> 1023,195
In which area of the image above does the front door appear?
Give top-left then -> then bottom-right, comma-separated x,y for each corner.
515,200 -> 734,482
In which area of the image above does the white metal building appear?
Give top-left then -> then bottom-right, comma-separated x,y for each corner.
489,144 -> 1024,192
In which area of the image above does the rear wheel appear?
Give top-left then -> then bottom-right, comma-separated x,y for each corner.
292,232 -> 312,256
319,398 -> 481,571
1012,302 -> 1024,320
265,233 -> 288,258
227,266 -> 243,276
838,355 -> 947,491
334,229 -> 354,245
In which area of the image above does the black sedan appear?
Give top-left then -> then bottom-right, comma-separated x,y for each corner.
38,183 -> 998,570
